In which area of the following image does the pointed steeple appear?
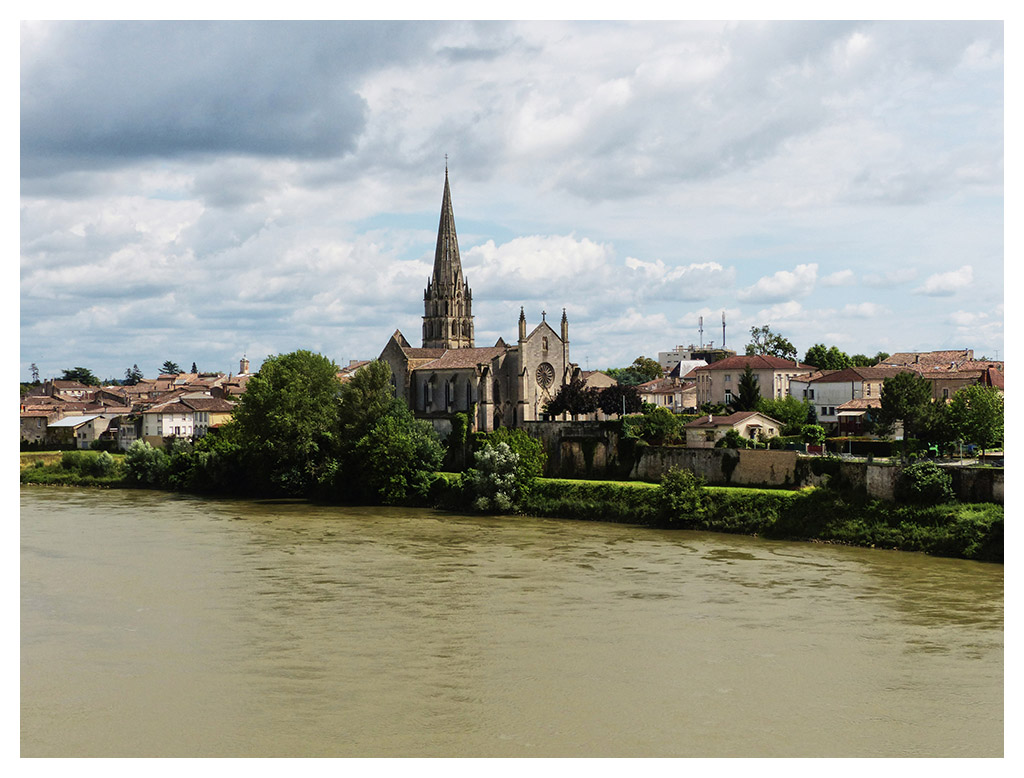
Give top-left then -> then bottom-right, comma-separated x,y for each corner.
423,166 -> 474,349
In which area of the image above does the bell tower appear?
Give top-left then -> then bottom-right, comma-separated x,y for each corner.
422,166 -> 475,349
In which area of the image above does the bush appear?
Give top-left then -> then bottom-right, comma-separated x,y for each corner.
124,440 -> 170,487
465,442 -> 533,513
896,461 -> 954,505
658,467 -> 710,524
472,427 -> 547,478
60,450 -> 118,477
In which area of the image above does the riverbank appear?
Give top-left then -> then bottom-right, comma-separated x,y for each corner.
429,473 -> 1002,562
22,452 -> 1003,562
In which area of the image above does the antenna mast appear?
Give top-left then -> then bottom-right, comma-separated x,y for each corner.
722,312 -> 726,349
699,316 -> 704,349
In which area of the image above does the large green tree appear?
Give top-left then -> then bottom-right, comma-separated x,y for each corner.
744,325 -> 797,360
604,356 -> 664,386
61,367 -> 100,386
756,395 -> 815,435
160,360 -> 182,375
231,350 -> 342,496
877,371 -> 934,453
734,363 -> 761,411
948,385 -> 1003,456
334,360 -> 443,504
803,344 -> 852,371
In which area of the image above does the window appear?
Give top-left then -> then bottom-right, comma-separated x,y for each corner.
820,406 -> 827,416
808,389 -> 814,399
942,388 -> 949,400
724,374 -> 732,383
725,390 -> 734,404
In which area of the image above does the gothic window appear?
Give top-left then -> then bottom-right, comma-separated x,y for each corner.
466,382 -> 472,408
445,380 -> 451,406
493,380 -> 500,404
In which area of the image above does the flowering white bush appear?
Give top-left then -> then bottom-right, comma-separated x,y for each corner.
465,442 -> 530,513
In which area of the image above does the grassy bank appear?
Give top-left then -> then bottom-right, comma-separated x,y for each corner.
519,478 -> 1002,562
22,454 -> 1002,562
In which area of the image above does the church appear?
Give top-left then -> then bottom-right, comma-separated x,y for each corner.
379,169 -> 580,433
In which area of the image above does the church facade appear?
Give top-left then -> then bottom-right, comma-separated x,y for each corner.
379,170 -> 579,433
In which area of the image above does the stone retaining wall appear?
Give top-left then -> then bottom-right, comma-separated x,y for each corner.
521,421 -> 1002,503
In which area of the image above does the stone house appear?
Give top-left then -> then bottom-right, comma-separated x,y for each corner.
45,414 -> 111,449
684,411 -> 783,449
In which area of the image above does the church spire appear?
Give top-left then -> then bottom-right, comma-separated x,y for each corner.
423,167 -> 474,349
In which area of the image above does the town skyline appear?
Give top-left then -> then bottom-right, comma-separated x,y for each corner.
20,20 -> 1004,382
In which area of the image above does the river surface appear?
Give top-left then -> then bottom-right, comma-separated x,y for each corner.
20,486 -> 1003,757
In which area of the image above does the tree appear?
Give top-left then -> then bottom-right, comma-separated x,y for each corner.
545,374 -> 598,419
61,367 -> 100,386
160,361 -> 182,375
124,364 -> 144,385
734,363 -> 760,410
351,404 -> 443,504
30,363 -> 39,384
191,362 -> 198,374
744,325 -> 797,360
948,385 -> 1003,456
801,424 -> 826,448
803,344 -> 852,371
756,395 -> 815,435
333,359 -> 444,504
877,371 -> 934,454
604,356 -> 664,386
597,384 -> 643,417
231,350 -> 342,496
465,442 -> 533,513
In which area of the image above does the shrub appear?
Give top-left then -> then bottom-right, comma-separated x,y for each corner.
472,427 -> 547,478
658,467 -> 709,524
465,442 -> 532,513
896,461 -> 954,505
124,440 -> 170,487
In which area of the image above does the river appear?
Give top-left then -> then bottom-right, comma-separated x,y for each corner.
20,486 -> 1003,757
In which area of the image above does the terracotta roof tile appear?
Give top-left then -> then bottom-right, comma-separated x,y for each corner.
694,355 -> 813,372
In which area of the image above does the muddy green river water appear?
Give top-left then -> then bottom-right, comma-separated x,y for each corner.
20,486 -> 1003,757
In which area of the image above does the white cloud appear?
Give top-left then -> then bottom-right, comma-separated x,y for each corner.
821,269 -> 854,286
915,265 -> 973,296
754,301 -> 804,321
863,268 -> 918,287
624,258 -> 736,301
842,302 -> 887,317
738,263 -> 817,302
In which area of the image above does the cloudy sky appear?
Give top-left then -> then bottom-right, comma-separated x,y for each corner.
19,20 -> 1004,382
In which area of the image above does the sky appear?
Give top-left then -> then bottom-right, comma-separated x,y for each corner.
18,19 -> 1005,382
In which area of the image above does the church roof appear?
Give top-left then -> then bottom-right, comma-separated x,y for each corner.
414,346 -> 507,371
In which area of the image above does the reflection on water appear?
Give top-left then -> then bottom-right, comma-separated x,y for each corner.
21,487 -> 1002,757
